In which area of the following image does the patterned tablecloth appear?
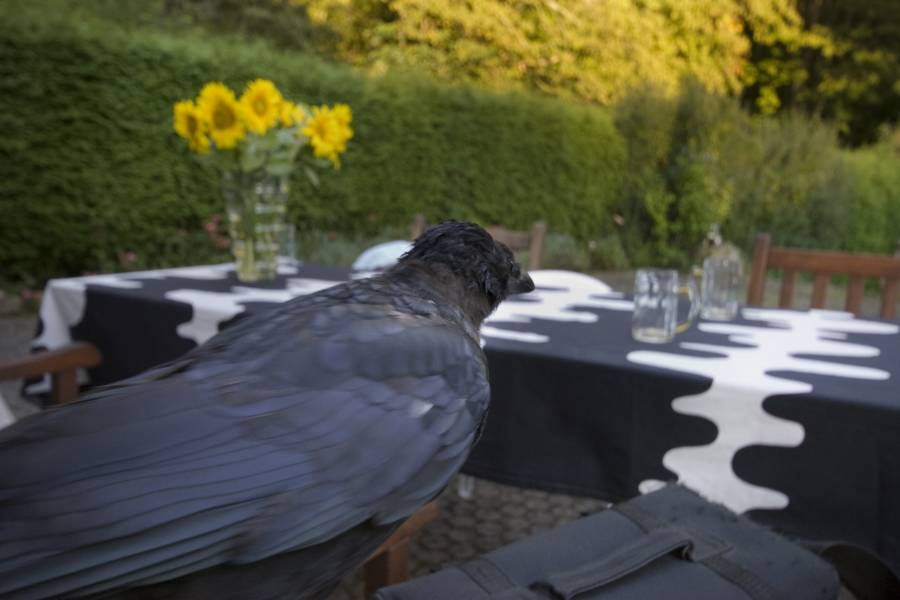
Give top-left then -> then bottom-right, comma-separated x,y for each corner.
30,263 -> 900,572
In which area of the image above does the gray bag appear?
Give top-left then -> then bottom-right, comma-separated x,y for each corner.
375,484 -> 842,600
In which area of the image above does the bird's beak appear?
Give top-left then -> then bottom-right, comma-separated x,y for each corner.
510,272 -> 535,295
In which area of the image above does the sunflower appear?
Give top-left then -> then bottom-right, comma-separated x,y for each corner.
331,103 -> 352,127
302,105 -> 354,167
279,101 -> 306,127
173,100 -> 210,154
196,82 -> 245,150
240,79 -> 283,135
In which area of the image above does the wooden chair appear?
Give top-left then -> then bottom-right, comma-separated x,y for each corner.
364,500 -> 440,596
410,213 -> 428,240
485,222 -> 547,271
0,341 -> 436,596
0,342 -> 102,406
411,214 -> 547,270
746,233 -> 900,319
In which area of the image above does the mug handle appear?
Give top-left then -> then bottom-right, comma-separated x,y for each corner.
675,277 -> 699,334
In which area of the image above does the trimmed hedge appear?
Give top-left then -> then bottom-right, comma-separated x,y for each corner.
0,16 -> 625,284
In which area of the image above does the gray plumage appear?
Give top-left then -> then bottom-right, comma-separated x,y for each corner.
0,221 -> 534,599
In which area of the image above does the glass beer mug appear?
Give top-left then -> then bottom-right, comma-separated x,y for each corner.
632,269 -> 698,344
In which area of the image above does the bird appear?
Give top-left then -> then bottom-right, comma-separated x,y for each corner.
0,220 -> 535,600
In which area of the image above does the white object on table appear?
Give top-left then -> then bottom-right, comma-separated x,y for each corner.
351,240 -> 412,273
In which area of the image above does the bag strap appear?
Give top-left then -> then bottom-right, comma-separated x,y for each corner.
538,527 -> 693,600
459,557 -> 543,599
802,541 -> 900,600
614,500 -> 780,600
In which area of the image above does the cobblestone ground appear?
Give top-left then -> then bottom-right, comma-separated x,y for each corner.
0,316 -> 39,420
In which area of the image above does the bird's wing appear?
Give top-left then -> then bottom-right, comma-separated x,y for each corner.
0,295 -> 489,599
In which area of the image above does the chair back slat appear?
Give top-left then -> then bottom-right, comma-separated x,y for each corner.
0,342 -> 102,406
746,234 -> 772,306
766,248 -> 900,278
527,222 -> 547,272
486,226 -> 531,251
811,274 -> 828,308
747,233 -> 900,318
845,276 -> 865,313
0,342 -> 101,382
410,214 -> 427,240
485,222 -> 547,270
779,270 -> 796,308
882,279 -> 898,319
409,216 -> 547,270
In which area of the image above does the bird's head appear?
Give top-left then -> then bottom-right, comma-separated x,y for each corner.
398,221 -> 535,322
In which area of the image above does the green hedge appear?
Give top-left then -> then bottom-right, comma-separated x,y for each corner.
0,15 -> 625,284
840,146 -> 900,254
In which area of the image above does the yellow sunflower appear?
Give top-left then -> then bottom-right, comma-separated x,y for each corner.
302,105 -> 354,167
196,82 -> 245,150
279,101 -> 306,127
173,100 -> 210,154
240,79 -> 283,135
331,103 -> 352,127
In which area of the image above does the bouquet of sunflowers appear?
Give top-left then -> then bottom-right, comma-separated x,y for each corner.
174,79 -> 352,173
172,79 -> 353,281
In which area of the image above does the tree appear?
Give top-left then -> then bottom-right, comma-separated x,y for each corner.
297,0 -> 897,145
296,0 -> 767,103
742,0 -> 899,145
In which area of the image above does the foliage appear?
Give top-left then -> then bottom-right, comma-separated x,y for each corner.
2,0 -> 898,287
295,226 -> 406,266
0,9 -> 625,284
614,81 -> 900,268
587,235 -> 631,271
28,0 -> 898,145
539,233 -> 591,272
613,81 -> 739,268
296,0 -> 898,147
168,0 -> 339,51
88,0 -> 332,52
716,111 -> 849,252
742,0 -> 900,146
297,0 -> 767,104
838,144 -> 900,254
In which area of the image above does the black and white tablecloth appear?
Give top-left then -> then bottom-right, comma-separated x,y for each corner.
31,263 -> 900,572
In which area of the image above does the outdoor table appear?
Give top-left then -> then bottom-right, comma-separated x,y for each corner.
30,263 -> 900,573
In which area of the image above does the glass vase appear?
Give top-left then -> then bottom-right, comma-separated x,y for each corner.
222,170 -> 289,282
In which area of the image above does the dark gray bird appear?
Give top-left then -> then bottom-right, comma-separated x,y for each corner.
0,221 -> 534,600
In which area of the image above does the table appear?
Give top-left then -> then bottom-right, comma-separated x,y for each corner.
31,263 -> 900,573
